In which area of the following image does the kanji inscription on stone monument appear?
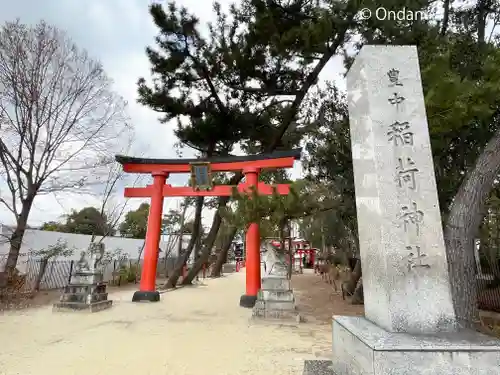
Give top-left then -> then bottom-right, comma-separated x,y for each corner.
385,67 -> 428,266
336,44 -> 500,375
387,121 -> 414,146
395,157 -> 419,190
406,245 -> 431,271
387,68 -> 403,87
346,45 -> 457,334
397,202 -> 424,235
388,92 -> 405,108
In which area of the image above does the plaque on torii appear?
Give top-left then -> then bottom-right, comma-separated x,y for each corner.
190,162 -> 212,191
115,149 -> 301,307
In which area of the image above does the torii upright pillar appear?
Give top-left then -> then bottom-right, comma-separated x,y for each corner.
240,167 -> 261,308
134,172 -> 167,301
115,149 -> 301,306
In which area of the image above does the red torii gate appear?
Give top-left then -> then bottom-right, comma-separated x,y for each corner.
115,149 -> 301,307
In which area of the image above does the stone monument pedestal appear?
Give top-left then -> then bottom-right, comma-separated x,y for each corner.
252,242 -> 301,323
53,271 -> 113,312
302,45 -> 500,374
252,276 -> 300,323
53,243 -> 113,313
331,316 -> 500,375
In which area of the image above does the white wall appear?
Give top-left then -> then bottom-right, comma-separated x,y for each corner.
0,227 -> 191,273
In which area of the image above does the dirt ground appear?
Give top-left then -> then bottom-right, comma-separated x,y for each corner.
4,268 -> 498,374
1,271 -> 365,322
0,271 -> 335,375
292,270 -> 364,325
0,290 -> 60,311
0,283 -> 141,311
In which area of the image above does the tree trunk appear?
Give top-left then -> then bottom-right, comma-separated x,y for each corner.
286,220 -> 293,279
444,127 -> 500,329
1,196 -> 35,288
181,204 -> 227,284
164,196 -> 204,288
138,242 -> 145,260
321,224 -> 326,255
193,233 -> 203,263
180,18 -> 355,286
34,258 -> 49,292
279,219 -> 286,251
169,203 -> 187,278
344,258 -> 362,296
182,170 -> 244,283
351,277 -> 364,305
440,0 -> 451,36
211,226 -> 237,277
345,222 -> 359,258
476,0 -> 489,46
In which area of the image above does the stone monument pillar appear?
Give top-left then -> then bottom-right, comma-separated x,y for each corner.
329,45 -> 500,375
53,242 -> 113,313
252,242 -> 300,323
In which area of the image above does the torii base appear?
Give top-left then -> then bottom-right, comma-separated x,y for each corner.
132,290 -> 160,302
239,294 -> 257,308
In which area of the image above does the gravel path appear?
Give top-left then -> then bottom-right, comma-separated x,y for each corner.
0,270 -> 332,375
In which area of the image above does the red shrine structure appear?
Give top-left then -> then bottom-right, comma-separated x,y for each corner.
269,238 -> 318,269
293,239 -> 318,270
115,149 -> 301,307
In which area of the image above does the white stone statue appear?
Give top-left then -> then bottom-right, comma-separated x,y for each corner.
261,241 -> 288,277
75,251 -> 90,273
88,242 -> 105,273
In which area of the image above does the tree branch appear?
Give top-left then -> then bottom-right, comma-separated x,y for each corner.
266,6 -> 357,151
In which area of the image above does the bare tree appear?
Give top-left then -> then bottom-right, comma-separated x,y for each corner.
166,197 -> 201,288
0,20 -> 129,285
176,199 -> 189,255
160,200 -> 189,277
30,238 -> 74,291
90,137 -> 144,244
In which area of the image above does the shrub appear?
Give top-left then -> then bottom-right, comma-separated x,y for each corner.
126,263 -> 139,283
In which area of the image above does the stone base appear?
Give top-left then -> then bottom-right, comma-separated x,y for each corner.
132,290 -> 160,302
54,281 -> 112,313
254,299 -> 296,311
239,294 -> 257,308
259,289 -> 294,302
53,300 -> 112,313
252,307 -> 301,322
60,292 -> 108,303
64,283 -> 106,295
71,272 -> 103,285
261,276 -> 291,290
252,276 -> 300,323
332,316 -> 500,375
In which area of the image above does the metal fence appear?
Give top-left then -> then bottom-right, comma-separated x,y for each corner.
6,250 -> 498,313
24,258 -> 73,291
0,250 -> 233,298
11,256 -> 181,292
475,242 -> 500,313
0,253 -> 210,294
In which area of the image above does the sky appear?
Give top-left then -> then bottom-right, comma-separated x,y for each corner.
0,0 -> 346,229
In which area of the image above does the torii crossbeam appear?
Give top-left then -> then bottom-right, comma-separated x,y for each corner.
115,149 -> 301,307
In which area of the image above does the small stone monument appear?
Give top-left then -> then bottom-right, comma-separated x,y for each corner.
327,45 -> 500,375
252,241 -> 300,323
53,242 -> 113,313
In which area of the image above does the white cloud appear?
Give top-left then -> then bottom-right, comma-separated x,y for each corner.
0,0 -> 343,229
